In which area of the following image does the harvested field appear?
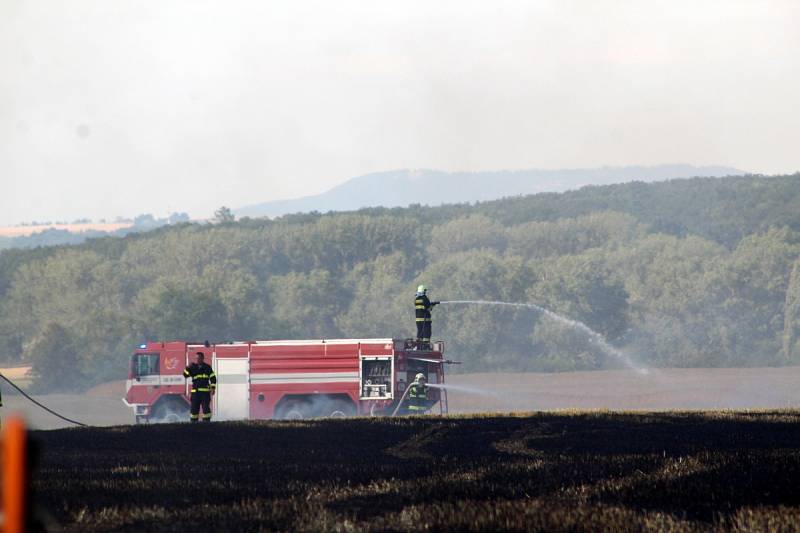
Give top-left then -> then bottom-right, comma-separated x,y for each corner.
29,411 -> 800,531
84,379 -> 127,398
0,366 -> 32,380
0,222 -> 131,238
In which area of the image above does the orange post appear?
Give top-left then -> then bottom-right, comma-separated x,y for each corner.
2,416 -> 27,533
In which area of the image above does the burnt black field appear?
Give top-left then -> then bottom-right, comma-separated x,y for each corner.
30,411 -> 800,531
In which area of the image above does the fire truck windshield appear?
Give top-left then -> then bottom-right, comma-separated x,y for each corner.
133,353 -> 159,377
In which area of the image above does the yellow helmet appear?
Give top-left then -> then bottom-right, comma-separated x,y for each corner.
414,373 -> 426,382
417,284 -> 427,293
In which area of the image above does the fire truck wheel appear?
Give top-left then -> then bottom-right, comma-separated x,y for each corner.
278,400 -> 311,420
163,412 -> 182,423
326,399 -> 356,418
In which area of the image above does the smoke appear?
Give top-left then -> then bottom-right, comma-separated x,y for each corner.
148,405 -> 187,424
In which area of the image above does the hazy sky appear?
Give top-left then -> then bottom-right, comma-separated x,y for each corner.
2,0 -> 798,225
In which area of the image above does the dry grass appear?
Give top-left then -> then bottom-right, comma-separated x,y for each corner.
0,365 -> 31,380
0,365 -> 32,389
30,410 -> 800,531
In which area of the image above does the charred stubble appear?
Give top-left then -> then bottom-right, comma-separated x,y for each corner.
30,411 -> 800,531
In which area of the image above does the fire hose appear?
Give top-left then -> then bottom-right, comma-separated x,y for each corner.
390,383 -> 445,417
390,383 -> 415,417
0,372 -> 87,427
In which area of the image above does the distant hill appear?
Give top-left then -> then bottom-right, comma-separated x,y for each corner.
235,164 -> 744,218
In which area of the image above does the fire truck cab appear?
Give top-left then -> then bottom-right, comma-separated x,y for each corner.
123,338 -> 448,423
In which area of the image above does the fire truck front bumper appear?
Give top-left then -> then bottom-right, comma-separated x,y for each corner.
122,398 -> 149,416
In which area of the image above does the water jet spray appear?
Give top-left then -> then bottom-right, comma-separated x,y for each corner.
438,300 -> 649,374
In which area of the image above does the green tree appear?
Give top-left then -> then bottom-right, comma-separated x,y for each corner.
133,281 -> 229,341
528,254 -> 630,341
268,269 -> 344,338
213,206 -> 236,224
507,211 -> 641,259
783,257 -> 800,362
336,253 -> 411,339
419,252 -> 538,371
429,215 -> 507,255
24,322 -> 84,392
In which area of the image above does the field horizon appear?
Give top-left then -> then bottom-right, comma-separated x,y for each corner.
3,366 -> 800,430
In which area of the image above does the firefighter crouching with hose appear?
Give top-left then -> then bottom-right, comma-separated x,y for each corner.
184,352 -> 217,422
406,373 -> 429,414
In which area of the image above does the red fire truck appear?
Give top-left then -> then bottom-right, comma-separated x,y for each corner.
123,338 -> 449,423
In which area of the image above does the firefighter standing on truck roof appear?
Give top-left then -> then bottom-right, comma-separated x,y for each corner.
407,373 -> 428,414
184,352 -> 216,422
415,284 -> 439,349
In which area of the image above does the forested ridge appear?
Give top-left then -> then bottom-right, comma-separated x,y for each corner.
3,174 -> 800,391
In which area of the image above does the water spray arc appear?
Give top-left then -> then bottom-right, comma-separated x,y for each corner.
425,382 -> 504,397
438,300 -> 648,374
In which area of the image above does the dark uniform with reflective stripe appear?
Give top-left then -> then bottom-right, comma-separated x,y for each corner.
415,292 -> 438,346
407,381 -> 428,413
184,363 -> 216,422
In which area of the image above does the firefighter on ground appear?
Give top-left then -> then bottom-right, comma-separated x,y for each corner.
415,284 -> 439,349
183,352 -> 216,422
407,373 -> 429,414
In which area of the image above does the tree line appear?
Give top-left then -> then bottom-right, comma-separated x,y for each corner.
1,174 -> 800,391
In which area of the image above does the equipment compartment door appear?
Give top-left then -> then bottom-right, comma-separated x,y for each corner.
359,356 -> 393,399
214,358 -> 249,420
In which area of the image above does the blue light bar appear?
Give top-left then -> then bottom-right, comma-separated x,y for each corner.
139,343 -> 147,349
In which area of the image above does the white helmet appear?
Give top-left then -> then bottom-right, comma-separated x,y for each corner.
414,373 -> 426,382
